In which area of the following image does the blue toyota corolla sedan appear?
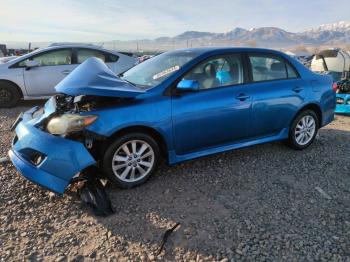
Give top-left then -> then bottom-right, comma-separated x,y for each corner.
8,48 -> 336,194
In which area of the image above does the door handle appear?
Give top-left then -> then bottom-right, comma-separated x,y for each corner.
236,93 -> 250,101
62,70 -> 72,75
292,86 -> 304,93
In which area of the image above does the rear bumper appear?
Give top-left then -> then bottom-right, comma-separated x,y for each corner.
9,106 -> 96,194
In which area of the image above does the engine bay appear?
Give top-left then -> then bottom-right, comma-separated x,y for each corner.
54,93 -> 131,113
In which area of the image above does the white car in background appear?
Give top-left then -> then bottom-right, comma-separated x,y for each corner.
0,44 -> 136,107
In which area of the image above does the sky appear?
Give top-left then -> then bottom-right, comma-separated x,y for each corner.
0,0 -> 349,42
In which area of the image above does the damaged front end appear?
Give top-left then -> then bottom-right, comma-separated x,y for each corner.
8,96 -> 99,194
335,79 -> 350,115
9,57 -> 144,194
9,94 -> 134,194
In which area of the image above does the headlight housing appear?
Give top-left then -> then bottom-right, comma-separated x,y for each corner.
47,114 -> 98,135
347,100 -> 350,105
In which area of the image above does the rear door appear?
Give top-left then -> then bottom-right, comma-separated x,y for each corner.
75,48 -> 124,74
22,48 -> 76,96
246,52 -> 307,138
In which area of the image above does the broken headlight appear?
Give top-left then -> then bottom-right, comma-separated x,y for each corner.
47,114 -> 98,135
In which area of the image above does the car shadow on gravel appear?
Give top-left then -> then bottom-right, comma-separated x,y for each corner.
89,128 -> 350,260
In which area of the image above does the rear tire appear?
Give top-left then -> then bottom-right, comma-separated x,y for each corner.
0,82 -> 21,108
102,133 -> 160,188
287,109 -> 319,150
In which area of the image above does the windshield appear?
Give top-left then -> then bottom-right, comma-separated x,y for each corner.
122,50 -> 199,88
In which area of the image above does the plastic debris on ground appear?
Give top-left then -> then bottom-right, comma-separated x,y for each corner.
76,167 -> 115,217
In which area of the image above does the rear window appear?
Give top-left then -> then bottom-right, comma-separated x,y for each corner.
286,63 -> 298,78
249,54 -> 287,82
248,53 -> 298,82
77,49 -> 106,63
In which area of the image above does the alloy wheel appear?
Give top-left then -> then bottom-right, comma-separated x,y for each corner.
111,140 -> 155,182
294,115 -> 316,146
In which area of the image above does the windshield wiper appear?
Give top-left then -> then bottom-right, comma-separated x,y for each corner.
121,78 -> 136,87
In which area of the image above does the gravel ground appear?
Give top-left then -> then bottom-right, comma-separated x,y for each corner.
1,101 -> 350,261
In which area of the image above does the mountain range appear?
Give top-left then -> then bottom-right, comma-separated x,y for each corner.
4,21 -> 350,51
145,21 -> 350,49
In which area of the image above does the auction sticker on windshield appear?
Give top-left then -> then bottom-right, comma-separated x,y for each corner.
153,65 -> 180,80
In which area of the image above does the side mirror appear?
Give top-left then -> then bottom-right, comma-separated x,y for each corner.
176,80 -> 199,91
25,60 -> 39,70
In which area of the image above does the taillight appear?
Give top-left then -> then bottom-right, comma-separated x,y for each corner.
332,82 -> 338,92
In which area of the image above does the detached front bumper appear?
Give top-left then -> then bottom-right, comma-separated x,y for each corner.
335,94 -> 350,115
335,105 -> 350,115
8,106 -> 96,194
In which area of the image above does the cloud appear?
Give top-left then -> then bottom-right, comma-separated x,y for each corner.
0,0 -> 188,41
1,0 -> 349,42
0,1 -> 147,41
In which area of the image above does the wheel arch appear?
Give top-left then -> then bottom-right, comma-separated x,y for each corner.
107,125 -> 169,159
293,103 -> 322,127
0,79 -> 24,99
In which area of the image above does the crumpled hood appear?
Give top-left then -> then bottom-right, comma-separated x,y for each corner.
55,57 -> 144,98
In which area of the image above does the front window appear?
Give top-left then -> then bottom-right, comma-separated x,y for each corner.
122,50 -> 199,88
182,53 -> 244,90
19,49 -> 72,67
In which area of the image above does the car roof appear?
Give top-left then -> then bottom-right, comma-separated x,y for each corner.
4,44 -> 130,65
37,44 -> 121,54
168,47 -> 287,56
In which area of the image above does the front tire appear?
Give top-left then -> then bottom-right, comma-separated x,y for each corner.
102,133 -> 160,188
0,82 -> 21,108
287,110 -> 319,150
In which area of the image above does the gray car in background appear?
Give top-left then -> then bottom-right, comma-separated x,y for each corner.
0,44 -> 136,107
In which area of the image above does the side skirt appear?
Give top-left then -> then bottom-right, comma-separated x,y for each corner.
168,128 -> 289,165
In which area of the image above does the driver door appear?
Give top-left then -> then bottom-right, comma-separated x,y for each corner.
171,53 -> 252,155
